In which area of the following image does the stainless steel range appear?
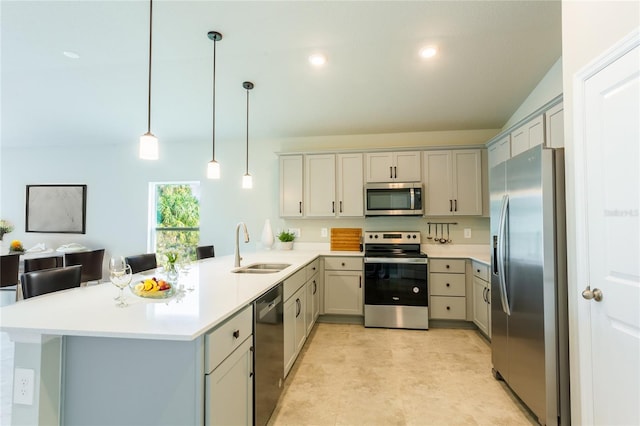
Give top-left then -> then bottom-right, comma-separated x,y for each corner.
363,231 -> 429,330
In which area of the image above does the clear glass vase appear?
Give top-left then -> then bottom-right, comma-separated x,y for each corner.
166,263 -> 179,283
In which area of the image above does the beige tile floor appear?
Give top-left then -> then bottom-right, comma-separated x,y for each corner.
269,323 -> 537,426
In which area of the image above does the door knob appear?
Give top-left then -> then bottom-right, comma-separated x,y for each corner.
582,286 -> 603,302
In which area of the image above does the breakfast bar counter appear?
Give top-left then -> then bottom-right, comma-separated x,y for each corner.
0,250 -> 326,426
1,251 -> 320,341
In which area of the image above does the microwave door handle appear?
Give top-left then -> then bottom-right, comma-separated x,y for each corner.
410,188 -> 415,210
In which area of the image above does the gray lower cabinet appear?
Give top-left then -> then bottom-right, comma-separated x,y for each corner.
204,305 -> 254,426
472,261 -> 491,338
205,337 -> 253,426
323,257 -> 363,316
429,258 -> 467,320
284,269 -> 308,377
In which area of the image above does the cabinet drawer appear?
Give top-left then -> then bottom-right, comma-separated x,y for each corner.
429,258 -> 465,274
284,269 -> 306,301
472,262 -> 489,281
305,258 -> 320,280
430,273 -> 466,296
430,296 -> 466,320
324,256 -> 362,271
205,305 -> 253,373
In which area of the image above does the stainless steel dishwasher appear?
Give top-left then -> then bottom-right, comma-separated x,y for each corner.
253,283 -> 284,426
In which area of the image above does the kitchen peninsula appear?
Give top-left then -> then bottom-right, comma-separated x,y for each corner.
0,251 -> 331,425
1,245 -> 491,425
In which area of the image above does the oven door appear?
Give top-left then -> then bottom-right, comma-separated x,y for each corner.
364,258 -> 428,306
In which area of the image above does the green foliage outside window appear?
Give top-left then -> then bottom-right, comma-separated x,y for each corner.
155,184 -> 199,262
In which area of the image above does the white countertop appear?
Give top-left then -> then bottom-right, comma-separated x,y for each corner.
0,246 -> 489,342
422,244 -> 490,265
0,251 -> 322,342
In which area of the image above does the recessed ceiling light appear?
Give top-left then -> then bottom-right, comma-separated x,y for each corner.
63,51 -> 80,59
419,47 -> 438,59
309,53 -> 327,67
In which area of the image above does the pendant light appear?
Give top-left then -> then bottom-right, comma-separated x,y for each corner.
242,81 -> 254,189
139,0 -> 158,160
206,31 -> 223,179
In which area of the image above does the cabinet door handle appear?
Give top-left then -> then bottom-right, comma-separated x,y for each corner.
446,306 -> 451,310
341,262 -> 346,267
394,166 -> 397,179
359,276 -> 362,288
449,200 -> 453,212
340,201 -> 343,213
299,201 -> 302,214
454,199 -> 457,212
487,288 -> 490,305
295,298 -> 301,317
389,166 -> 393,179
233,329 -> 240,339
446,264 -> 450,269
313,280 -> 317,294
482,287 -> 487,303
446,283 -> 450,287
332,201 -> 335,213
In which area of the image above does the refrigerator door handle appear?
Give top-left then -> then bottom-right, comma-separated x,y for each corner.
497,194 -> 511,315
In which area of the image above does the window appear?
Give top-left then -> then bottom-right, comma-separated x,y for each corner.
149,182 -> 200,261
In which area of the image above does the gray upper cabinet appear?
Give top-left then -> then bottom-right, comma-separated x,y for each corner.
336,153 -> 364,217
423,149 -> 483,216
365,151 -> 421,182
304,154 -> 336,217
280,155 -> 303,217
487,100 -> 564,167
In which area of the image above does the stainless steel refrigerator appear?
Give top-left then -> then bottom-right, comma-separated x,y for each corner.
490,144 -> 570,426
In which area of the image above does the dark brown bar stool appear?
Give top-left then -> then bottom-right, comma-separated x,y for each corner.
125,253 -> 157,274
1,254 -> 20,303
24,255 -> 64,273
21,265 -> 82,299
64,249 -> 105,285
196,245 -> 215,260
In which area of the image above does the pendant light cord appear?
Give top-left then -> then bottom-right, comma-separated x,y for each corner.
245,88 -> 249,174
146,0 -> 153,133
212,37 -> 217,161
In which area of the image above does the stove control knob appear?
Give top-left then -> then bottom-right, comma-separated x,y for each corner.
369,235 -> 373,239
413,287 -> 420,294
374,235 -> 379,239
413,234 -> 418,239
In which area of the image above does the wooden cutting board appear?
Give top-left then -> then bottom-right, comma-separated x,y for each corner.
330,228 -> 362,251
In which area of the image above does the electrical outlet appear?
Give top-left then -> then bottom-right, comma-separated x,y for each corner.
289,228 -> 301,238
464,228 -> 472,239
13,368 -> 35,405
321,228 -> 328,237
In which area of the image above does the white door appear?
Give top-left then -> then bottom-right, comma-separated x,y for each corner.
575,35 -> 639,425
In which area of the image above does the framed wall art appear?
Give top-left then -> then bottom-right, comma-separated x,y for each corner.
25,184 -> 87,234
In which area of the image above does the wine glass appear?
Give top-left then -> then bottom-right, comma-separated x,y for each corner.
109,257 -> 132,307
109,256 -> 127,301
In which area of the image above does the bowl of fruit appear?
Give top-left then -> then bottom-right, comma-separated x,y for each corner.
131,277 -> 175,299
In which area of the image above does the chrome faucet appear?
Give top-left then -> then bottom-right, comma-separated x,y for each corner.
235,222 -> 250,267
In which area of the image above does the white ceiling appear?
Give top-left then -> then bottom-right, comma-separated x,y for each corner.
1,1 -> 561,148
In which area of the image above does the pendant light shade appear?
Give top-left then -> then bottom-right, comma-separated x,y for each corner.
139,0 -> 158,160
140,132 -> 158,160
242,81 -> 254,189
206,31 -> 223,179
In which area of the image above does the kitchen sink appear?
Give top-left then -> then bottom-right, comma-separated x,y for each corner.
245,263 -> 290,270
232,263 -> 291,274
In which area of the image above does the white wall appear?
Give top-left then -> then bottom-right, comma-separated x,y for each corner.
502,57 -> 563,130
561,1 -> 639,424
0,128 -> 496,262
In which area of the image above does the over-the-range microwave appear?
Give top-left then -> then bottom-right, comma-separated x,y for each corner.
364,182 -> 423,216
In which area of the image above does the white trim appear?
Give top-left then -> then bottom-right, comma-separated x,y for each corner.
570,27 -> 640,426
